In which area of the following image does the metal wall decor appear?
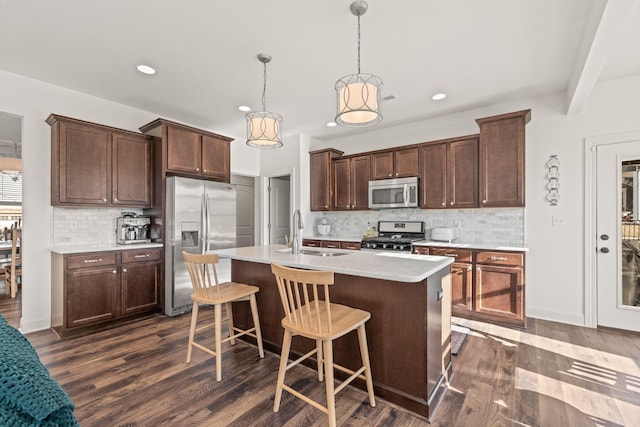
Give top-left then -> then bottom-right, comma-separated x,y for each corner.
335,1 -> 383,127
547,155 -> 559,206
246,53 -> 283,149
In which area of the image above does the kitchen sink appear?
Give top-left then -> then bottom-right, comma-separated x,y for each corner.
298,250 -> 349,257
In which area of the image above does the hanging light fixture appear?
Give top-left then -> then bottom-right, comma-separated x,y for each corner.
246,53 -> 283,148
335,0 -> 383,127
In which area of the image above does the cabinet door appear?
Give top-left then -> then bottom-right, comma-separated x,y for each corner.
371,152 -> 394,179
121,262 -> 161,316
351,155 -> 371,210
419,144 -> 447,208
166,126 -> 201,174
394,148 -> 419,178
112,132 -> 152,207
451,262 -> 473,313
449,138 -> 479,208
320,240 -> 341,249
201,134 -> 230,181
341,241 -> 361,250
57,121 -> 111,205
475,264 -> 524,323
302,239 -> 321,247
333,158 -> 352,210
310,151 -> 332,211
66,266 -> 119,328
477,111 -> 528,207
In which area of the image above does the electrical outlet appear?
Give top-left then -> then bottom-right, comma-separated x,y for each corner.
552,216 -> 567,226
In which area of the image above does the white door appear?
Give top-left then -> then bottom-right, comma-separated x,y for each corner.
596,141 -> 640,332
234,178 -> 255,248
269,176 -> 290,244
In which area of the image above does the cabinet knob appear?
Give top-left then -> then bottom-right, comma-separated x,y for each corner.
102,198 -> 107,203
450,202 -> 453,205
388,173 -> 392,177
196,167 -> 200,172
113,198 -> 118,202
123,268 -> 128,273
203,169 -> 207,173
112,270 -> 117,274
346,205 -> 349,209
395,173 -> 399,177
482,200 -> 487,204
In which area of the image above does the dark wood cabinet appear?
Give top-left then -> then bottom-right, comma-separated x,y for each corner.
414,245 -> 525,327
309,149 -> 343,211
476,110 -> 530,207
140,118 -> 233,182
55,248 -> 163,336
419,136 -> 478,209
341,241 -> 361,250
48,114 -> 152,208
302,239 -> 321,247
333,155 -> 370,211
371,148 -> 418,179
302,239 -> 361,250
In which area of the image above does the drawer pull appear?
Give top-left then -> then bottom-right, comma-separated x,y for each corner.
134,254 -> 150,258
444,253 -> 458,257
83,258 -> 103,263
489,256 -> 508,261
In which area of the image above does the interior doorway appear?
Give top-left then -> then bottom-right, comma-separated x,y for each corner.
269,175 -> 290,245
232,174 -> 256,248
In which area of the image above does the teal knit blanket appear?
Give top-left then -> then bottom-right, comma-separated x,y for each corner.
0,314 -> 79,426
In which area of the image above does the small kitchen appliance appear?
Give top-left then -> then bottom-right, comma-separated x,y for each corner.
430,227 -> 455,243
361,220 -> 425,252
116,214 -> 151,244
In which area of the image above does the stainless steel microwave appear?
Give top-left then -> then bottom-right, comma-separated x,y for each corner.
368,177 -> 419,209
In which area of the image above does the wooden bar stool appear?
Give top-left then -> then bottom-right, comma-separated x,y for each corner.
5,229 -> 21,298
270,262 -> 375,427
182,252 -> 264,382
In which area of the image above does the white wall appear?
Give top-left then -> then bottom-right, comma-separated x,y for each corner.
0,69 -> 259,332
308,74 -> 640,327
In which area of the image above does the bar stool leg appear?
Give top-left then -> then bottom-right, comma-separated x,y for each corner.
249,294 -> 264,358
323,340 -> 337,427
186,302 -> 199,363
316,339 -> 324,381
358,324 -> 376,407
274,329 -> 292,412
215,303 -> 223,382
226,302 -> 235,345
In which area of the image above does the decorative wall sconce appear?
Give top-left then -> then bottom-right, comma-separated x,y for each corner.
547,155 -> 559,206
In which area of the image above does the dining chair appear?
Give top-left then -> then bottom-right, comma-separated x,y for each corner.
5,229 -> 21,299
182,252 -> 264,382
270,262 -> 375,427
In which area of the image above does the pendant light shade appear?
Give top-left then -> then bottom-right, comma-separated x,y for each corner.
246,53 -> 283,149
335,1 -> 383,127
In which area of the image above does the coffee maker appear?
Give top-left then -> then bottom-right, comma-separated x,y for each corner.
116,213 -> 151,244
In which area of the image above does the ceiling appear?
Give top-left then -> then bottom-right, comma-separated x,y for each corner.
1,0 -> 639,143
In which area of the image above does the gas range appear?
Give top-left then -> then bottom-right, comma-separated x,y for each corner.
361,221 -> 425,252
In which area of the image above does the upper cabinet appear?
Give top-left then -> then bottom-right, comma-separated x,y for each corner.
476,110 -> 530,207
419,136 -> 479,209
332,155 -> 371,211
371,147 -> 419,179
139,118 -> 232,182
48,114 -> 152,208
310,149 -> 343,211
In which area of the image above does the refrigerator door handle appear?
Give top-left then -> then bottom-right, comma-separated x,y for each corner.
201,193 -> 206,254
204,193 -> 210,253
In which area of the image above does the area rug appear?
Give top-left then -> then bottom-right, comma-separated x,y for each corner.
451,324 -> 470,355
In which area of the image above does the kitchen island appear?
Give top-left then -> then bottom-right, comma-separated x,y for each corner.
212,245 -> 454,421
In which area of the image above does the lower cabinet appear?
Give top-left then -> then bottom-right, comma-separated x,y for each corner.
414,245 -> 525,327
53,247 -> 162,335
302,239 -> 362,250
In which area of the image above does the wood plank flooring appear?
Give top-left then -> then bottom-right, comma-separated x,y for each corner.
2,294 -> 639,426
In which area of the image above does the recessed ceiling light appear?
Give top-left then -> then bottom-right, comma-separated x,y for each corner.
238,105 -> 251,112
432,93 -> 447,101
326,122 -> 337,127
137,64 -> 156,75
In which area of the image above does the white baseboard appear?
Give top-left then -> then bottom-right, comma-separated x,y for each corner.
19,316 -> 51,334
527,306 -> 587,327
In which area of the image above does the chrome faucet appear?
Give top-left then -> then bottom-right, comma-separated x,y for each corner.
292,209 -> 304,254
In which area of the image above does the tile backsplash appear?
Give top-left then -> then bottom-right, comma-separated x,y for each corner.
52,207 -> 143,247
308,208 -> 524,244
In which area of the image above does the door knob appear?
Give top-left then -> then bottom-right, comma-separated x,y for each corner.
600,234 -> 609,240
600,247 -> 610,253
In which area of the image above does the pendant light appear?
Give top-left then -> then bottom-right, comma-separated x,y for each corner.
335,1 -> 383,127
246,53 -> 283,149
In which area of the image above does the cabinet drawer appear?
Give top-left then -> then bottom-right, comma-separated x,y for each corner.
302,239 -> 321,247
122,248 -> 162,264
476,251 -> 523,266
341,241 -> 362,250
413,246 -> 430,255
431,248 -> 473,262
321,240 -> 341,249
66,252 -> 118,270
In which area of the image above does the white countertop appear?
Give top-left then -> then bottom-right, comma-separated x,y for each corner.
413,240 -> 529,252
50,242 -> 163,254
211,244 -> 453,283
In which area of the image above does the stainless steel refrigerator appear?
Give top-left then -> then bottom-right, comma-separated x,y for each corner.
165,176 -> 236,316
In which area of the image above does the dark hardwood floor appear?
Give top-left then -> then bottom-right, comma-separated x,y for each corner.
2,293 -> 639,426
